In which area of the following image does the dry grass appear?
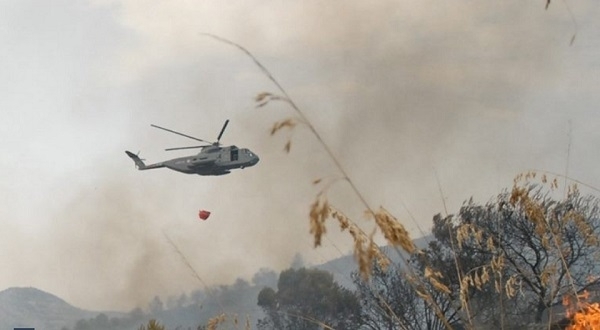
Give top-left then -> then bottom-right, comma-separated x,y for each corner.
330,206 -> 391,279
308,193 -> 330,248
206,313 -> 226,330
370,207 -> 416,255
309,192 -> 392,280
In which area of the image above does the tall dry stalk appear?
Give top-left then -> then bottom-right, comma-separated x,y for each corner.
204,33 -> 458,330
434,168 -> 474,328
163,231 -> 241,330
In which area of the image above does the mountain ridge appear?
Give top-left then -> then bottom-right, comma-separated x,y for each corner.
0,286 -> 99,330
0,237 -> 434,329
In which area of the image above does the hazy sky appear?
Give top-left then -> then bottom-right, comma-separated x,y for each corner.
2,0 -> 600,311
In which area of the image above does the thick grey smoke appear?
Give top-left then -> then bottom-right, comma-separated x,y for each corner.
2,0 -> 600,311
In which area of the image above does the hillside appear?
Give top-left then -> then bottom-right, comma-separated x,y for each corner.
316,235 -> 433,288
0,287 -> 97,330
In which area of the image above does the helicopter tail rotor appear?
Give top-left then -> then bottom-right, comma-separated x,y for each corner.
136,151 -> 145,162
126,151 -> 147,169
125,150 -> 166,170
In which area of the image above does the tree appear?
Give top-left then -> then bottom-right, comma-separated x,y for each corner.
430,180 -> 600,326
257,267 -> 362,329
81,313 -> 116,330
290,253 -> 305,269
454,182 -> 600,323
355,179 -> 600,329
252,267 -> 278,288
148,296 -> 164,315
354,242 -> 474,330
354,263 -> 430,330
72,307 -> 148,330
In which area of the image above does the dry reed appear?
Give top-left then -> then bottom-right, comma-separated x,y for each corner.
206,313 -> 226,330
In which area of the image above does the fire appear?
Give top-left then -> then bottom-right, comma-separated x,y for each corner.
563,290 -> 600,330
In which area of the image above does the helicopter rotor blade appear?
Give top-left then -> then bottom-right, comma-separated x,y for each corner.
151,124 -> 211,144
165,145 -> 209,151
216,119 -> 229,144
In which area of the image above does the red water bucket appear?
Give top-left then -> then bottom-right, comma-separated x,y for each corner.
198,210 -> 211,220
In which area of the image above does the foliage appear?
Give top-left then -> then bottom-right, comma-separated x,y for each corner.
73,309 -> 145,330
68,268 -> 274,330
448,178 -> 600,324
148,296 -> 164,315
252,268 -> 278,288
354,228 -> 484,330
354,262 -> 459,330
257,267 -> 362,330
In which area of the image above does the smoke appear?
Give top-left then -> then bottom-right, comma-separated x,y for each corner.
264,0 -> 585,226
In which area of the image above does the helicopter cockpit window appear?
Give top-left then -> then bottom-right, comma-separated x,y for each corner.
231,148 -> 239,161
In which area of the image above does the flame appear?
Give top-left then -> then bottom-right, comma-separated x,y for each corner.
563,290 -> 600,330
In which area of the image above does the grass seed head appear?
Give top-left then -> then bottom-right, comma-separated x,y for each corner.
331,208 -> 350,231
349,224 -> 371,279
309,195 -> 330,247
460,276 -> 471,309
368,232 -> 391,272
373,207 -> 415,254
425,267 -> 451,294
486,236 -> 495,250
255,92 -> 273,102
540,265 -> 556,287
481,266 -> 490,284
330,207 -> 390,279
505,275 -> 520,298
207,314 -> 226,330
270,119 -> 296,136
491,254 -> 504,275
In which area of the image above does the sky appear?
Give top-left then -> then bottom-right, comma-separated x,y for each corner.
1,0 -> 600,311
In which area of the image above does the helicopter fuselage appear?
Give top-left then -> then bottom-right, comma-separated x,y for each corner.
163,145 -> 259,175
127,145 -> 259,176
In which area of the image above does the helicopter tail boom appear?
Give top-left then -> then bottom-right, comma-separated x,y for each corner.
125,151 -> 164,170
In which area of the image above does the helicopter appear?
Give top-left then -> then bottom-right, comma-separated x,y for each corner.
125,119 -> 259,176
